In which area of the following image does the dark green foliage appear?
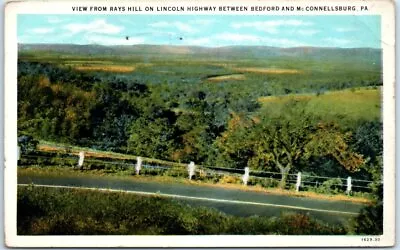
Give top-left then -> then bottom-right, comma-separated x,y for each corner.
352,202 -> 383,235
353,121 -> 383,163
247,177 -> 280,189
18,61 -> 99,91
353,121 -> 383,183
90,81 -> 140,151
17,186 -> 346,235
18,135 -> 39,154
351,185 -> 383,235
308,178 -> 344,195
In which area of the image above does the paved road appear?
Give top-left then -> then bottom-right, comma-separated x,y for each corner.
18,174 -> 367,225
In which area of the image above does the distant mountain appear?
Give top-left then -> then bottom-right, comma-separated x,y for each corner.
18,43 -> 382,62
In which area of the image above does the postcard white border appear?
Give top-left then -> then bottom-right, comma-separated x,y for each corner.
4,0 -> 396,247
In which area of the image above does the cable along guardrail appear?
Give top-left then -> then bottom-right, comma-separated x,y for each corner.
18,149 -> 374,194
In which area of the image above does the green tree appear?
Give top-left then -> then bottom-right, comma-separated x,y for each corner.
128,117 -> 174,159
214,112 -> 257,169
255,118 -> 364,188
352,121 -> 383,191
217,102 -> 366,189
251,107 -> 316,188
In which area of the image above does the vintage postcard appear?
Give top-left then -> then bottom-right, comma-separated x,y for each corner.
4,0 -> 395,247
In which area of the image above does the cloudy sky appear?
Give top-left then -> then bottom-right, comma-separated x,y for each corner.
18,15 -> 381,48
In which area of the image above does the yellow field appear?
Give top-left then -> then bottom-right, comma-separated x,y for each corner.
259,88 -> 379,103
206,74 -> 246,82
64,60 -> 116,65
259,88 -> 381,121
233,67 -> 303,74
74,65 -> 136,73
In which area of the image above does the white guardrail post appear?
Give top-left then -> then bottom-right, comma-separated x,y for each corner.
346,176 -> 352,195
188,161 -> 195,180
78,151 -> 85,168
242,167 -> 250,185
296,172 -> 301,192
17,146 -> 21,161
135,156 -> 142,175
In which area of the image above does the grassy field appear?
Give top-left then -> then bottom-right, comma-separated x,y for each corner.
258,88 -> 381,122
18,185 -> 347,235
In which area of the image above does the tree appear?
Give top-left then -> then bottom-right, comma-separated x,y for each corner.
251,107 -> 316,188
352,121 -> 383,192
128,117 -> 178,160
250,102 -> 365,188
214,112 -> 257,169
90,81 -> 140,151
353,121 -> 383,163
173,93 -> 230,164
306,122 -> 365,172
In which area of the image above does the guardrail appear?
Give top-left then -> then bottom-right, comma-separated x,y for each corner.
18,150 -> 374,194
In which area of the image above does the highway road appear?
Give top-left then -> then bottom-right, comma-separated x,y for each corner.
18,174 -> 367,225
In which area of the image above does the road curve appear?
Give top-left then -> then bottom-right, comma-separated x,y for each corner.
18,174 -> 367,225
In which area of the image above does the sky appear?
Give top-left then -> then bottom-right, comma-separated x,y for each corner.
17,15 -> 381,48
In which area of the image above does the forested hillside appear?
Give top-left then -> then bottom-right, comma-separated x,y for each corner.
17,45 -> 383,186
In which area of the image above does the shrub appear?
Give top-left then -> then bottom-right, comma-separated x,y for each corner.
18,135 -> 39,154
316,178 -> 344,194
351,184 -> 383,235
219,175 -> 241,184
162,168 -> 186,178
269,212 -> 346,235
248,177 -> 279,188
141,168 -> 164,176
17,186 -> 347,235
351,202 -> 383,235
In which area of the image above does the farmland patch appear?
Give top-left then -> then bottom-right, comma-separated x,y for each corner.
74,65 -> 136,73
233,67 -> 303,74
206,74 -> 246,82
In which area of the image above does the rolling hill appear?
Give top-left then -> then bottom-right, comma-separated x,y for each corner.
18,43 -> 382,64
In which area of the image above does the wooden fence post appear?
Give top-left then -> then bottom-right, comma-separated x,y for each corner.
135,157 -> 142,175
188,161 -> 195,180
296,172 -> 301,192
78,151 -> 85,167
242,167 -> 250,185
346,176 -> 352,195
